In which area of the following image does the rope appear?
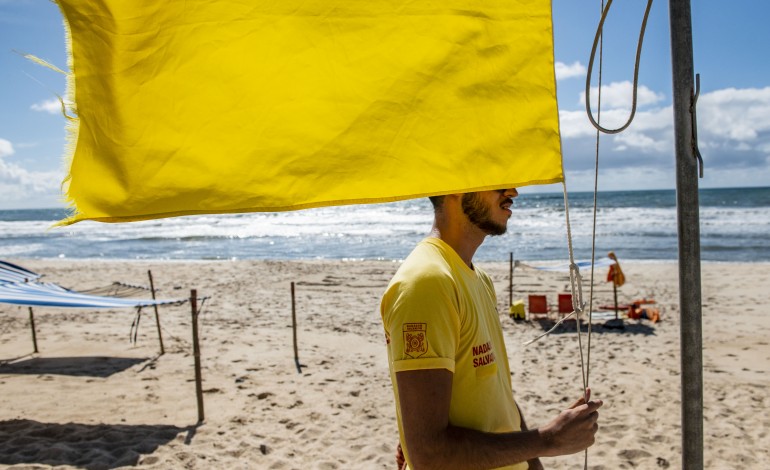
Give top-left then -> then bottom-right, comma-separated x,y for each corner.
523,182 -> 586,362
161,296 -> 210,349
129,306 -> 143,344
79,282 -> 151,298
585,0 -> 654,134
522,310 -> 577,347
127,296 -> 205,348
582,1 -> 608,466
524,1 -> 655,468
564,184 -> 588,396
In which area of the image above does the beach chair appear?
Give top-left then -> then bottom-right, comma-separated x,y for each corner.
527,295 -> 549,320
558,293 -> 574,317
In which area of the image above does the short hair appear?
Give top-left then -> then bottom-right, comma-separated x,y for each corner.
428,195 -> 445,210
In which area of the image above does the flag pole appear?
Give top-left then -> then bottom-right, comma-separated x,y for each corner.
668,1 -> 704,468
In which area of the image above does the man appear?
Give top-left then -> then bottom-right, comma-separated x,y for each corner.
380,189 -> 602,470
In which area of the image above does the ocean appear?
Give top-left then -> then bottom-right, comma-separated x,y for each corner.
1,187 -> 769,262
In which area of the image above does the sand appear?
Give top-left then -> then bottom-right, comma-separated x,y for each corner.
1,258 -> 768,469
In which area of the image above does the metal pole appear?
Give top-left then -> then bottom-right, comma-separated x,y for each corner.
190,289 -> 205,423
148,270 -> 165,355
669,1 -> 703,468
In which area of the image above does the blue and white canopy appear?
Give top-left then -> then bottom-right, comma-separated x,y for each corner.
0,260 -> 42,283
0,262 -> 184,309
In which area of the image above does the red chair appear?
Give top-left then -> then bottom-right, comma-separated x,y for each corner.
558,293 -> 574,317
528,295 -> 549,320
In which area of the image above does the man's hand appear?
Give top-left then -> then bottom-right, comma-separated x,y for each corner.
396,371 -> 604,469
537,388 -> 603,457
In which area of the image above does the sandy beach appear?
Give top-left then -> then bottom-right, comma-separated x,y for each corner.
1,258 -> 769,469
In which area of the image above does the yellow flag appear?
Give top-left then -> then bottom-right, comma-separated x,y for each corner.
56,0 -> 563,224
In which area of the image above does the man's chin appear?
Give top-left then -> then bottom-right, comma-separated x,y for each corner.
482,223 -> 507,236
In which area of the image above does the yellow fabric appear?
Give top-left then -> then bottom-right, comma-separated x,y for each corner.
56,0 -> 563,224
608,263 -> 626,287
381,238 -> 526,470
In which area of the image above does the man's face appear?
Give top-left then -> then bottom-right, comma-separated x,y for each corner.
461,189 -> 517,236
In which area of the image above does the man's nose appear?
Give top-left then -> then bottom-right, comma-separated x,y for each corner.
504,188 -> 518,198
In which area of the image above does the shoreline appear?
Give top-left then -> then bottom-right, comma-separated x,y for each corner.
9,255 -> 770,264
1,258 -> 768,468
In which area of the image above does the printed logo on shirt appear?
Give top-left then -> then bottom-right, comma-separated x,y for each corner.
403,323 -> 428,358
472,341 -> 496,368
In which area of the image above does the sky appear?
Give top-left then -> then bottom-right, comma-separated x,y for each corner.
1,0 -> 769,209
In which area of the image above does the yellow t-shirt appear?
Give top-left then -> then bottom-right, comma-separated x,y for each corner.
381,238 -> 526,470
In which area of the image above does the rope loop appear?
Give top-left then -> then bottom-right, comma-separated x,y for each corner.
523,184 -> 588,347
585,0 -> 655,134
568,262 -> 585,315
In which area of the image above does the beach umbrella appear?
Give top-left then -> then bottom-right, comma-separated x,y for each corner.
52,0 -> 563,225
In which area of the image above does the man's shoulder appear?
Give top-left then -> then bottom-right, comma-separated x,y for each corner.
474,264 -> 493,283
396,240 -> 454,278
381,241 -> 461,321
384,240 -> 457,295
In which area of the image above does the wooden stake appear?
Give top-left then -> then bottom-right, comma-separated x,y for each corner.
148,270 -> 165,355
190,289 -> 204,423
28,307 -> 38,353
291,282 -> 302,374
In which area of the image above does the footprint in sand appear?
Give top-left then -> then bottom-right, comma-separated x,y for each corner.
314,461 -> 340,470
618,448 -> 652,460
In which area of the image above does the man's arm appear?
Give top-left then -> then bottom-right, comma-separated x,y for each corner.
396,369 -> 602,470
516,403 -> 544,470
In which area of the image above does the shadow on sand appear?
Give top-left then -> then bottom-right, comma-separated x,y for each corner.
0,419 -> 197,469
0,356 -> 151,378
533,318 -> 657,336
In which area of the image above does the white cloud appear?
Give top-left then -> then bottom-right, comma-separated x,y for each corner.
698,87 -> 770,142
560,105 -> 671,141
0,138 -> 63,208
564,166 -> 676,192
0,138 -> 14,158
614,132 -> 667,153
558,110 -> 595,139
555,61 -> 586,80
580,80 -> 665,109
0,159 -> 61,194
30,98 -> 63,114
560,83 -> 770,182
610,107 -> 674,154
